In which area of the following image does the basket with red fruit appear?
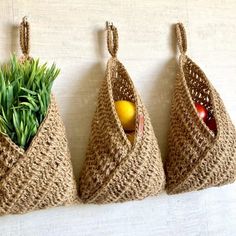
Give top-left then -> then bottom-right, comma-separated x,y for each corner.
165,23 -> 236,194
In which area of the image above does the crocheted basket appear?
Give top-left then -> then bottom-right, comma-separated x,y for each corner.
0,18 -> 78,216
165,23 -> 236,194
79,23 -> 165,203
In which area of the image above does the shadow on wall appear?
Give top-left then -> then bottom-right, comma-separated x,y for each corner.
1,23 -> 19,63
147,24 -> 178,161
10,24 -> 19,54
64,28 -> 106,181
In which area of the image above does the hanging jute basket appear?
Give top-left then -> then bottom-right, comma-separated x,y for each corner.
79,22 -> 165,203
0,17 -> 78,216
165,23 -> 236,194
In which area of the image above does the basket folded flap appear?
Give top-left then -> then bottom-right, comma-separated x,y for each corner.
0,96 -> 78,215
79,23 -> 165,203
165,23 -> 236,194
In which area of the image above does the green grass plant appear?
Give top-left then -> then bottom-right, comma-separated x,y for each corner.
0,55 -> 60,149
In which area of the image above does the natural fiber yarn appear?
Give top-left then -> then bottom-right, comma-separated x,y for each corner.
0,18 -> 78,216
165,23 -> 236,194
79,22 -> 165,203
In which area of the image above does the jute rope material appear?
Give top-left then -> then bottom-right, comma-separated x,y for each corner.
106,21 -> 119,57
0,18 -> 78,216
19,16 -> 30,61
78,22 -> 165,203
165,23 -> 236,194
176,23 -> 187,55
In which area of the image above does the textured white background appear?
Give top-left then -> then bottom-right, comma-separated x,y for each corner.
0,0 -> 236,235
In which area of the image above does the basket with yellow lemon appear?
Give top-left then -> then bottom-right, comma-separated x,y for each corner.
79,22 -> 165,204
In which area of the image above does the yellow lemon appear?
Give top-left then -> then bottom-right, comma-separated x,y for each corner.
114,100 -> 136,131
126,132 -> 135,144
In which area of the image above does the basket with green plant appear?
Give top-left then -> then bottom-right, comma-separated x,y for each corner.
0,17 -> 77,216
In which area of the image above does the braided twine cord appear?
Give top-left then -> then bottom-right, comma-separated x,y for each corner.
165,23 -> 236,194
19,16 -> 31,61
0,18 -> 78,216
78,22 -> 165,203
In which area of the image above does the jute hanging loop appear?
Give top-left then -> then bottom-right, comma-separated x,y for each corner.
106,21 -> 119,57
19,16 -> 30,60
176,22 -> 187,55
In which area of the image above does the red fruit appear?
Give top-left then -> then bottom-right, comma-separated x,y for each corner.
194,103 -> 208,122
206,118 -> 217,134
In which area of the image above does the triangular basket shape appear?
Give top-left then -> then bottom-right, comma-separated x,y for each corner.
79,57 -> 165,203
165,23 -> 236,194
0,95 -> 78,215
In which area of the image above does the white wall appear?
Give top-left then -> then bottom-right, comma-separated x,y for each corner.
0,0 -> 235,235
